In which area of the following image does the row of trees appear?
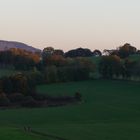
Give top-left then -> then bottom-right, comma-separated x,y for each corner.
0,72 -> 82,107
0,46 -> 95,84
42,47 -> 102,58
104,43 -> 137,58
99,54 -> 140,79
65,48 -> 102,57
42,57 -> 94,83
42,43 -> 140,59
37,47 -> 96,83
0,47 -> 95,107
0,47 -> 99,70
0,73 -> 36,106
0,48 -> 40,70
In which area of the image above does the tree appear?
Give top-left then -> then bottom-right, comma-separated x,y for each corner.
124,59 -> 140,78
0,93 -> 10,106
14,55 -> 35,70
1,77 -> 13,94
65,48 -> 93,57
42,47 -> 55,65
103,49 -> 117,56
99,55 -> 123,78
44,66 -> 58,83
54,49 -> 64,56
118,43 -> 137,58
75,92 -> 82,101
93,50 -> 102,56
11,73 -> 28,95
103,43 -> 137,58
0,50 -> 14,65
42,47 -> 54,58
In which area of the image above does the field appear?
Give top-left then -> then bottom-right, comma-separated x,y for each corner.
0,80 -> 140,139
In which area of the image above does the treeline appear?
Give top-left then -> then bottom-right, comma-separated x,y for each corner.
65,48 -> 102,57
0,47 -> 95,82
0,48 -> 40,70
0,73 -> 82,107
99,43 -> 140,80
103,43 -> 137,58
0,47 -> 96,107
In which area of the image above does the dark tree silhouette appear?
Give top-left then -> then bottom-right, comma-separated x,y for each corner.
93,49 -> 102,56
65,48 -> 93,57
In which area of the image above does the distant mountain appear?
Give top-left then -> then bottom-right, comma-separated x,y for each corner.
0,40 -> 41,52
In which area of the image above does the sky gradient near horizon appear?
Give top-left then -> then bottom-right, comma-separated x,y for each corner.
0,0 -> 140,51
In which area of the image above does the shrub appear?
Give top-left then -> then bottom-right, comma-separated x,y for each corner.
74,92 -> 82,101
8,93 -> 25,103
21,96 -> 42,107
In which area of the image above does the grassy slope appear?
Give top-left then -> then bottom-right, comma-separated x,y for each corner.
0,80 -> 140,140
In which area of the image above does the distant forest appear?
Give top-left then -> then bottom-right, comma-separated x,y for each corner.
0,43 -> 140,107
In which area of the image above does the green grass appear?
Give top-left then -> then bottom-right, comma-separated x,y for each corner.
0,80 -> 140,139
0,69 -> 16,78
0,127 -> 45,140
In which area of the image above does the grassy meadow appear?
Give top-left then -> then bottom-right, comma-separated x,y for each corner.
0,79 -> 140,139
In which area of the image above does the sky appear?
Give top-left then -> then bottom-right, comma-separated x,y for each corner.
0,0 -> 140,51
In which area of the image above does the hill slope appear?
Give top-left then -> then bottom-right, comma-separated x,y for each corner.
0,40 -> 41,52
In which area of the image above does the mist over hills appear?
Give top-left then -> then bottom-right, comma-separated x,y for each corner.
0,40 -> 41,52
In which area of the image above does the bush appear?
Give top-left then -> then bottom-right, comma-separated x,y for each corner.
8,93 -> 25,103
32,93 -> 48,101
74,92 -> 82,101
21,96 -> 42,107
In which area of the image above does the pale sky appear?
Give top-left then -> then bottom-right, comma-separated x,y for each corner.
0,0 -> 140,51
